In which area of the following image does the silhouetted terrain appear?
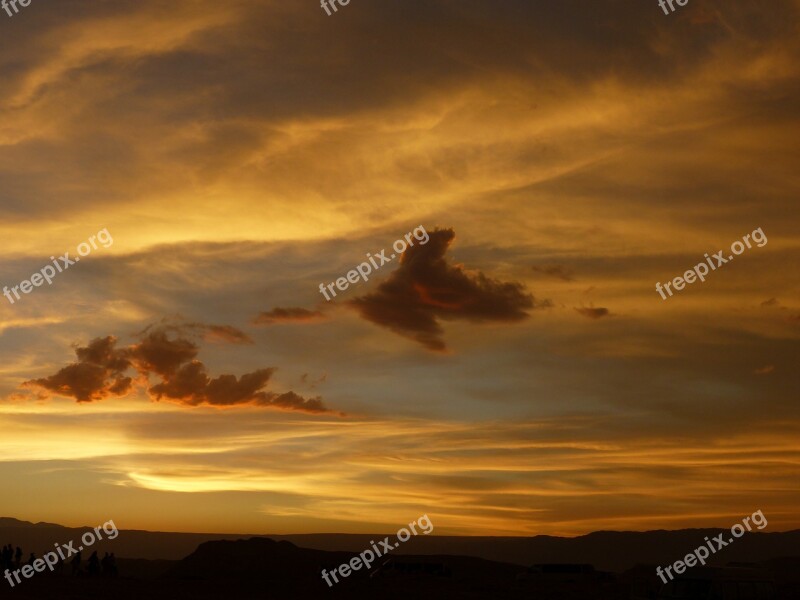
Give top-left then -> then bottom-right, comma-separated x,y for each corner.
3,518 -> 799,570
1,519 -> 798,599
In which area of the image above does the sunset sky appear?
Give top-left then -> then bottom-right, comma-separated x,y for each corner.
0,0 -> 798,537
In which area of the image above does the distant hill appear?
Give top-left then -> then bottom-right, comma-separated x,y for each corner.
0,518 -> 60,528
166,537 -> 353,580
0,518 -> 253,561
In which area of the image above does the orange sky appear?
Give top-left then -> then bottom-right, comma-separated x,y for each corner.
0,0 -> 798,536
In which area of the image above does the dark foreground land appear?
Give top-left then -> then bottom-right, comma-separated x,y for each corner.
0,538 -> 798,600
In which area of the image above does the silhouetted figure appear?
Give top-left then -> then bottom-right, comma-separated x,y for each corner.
101,552 -> 110,576
88,551 -> 100,576
108,553 -> 118,577
27,553 -> 36,566
71,550 -> 82,575
14,546 -> 22,568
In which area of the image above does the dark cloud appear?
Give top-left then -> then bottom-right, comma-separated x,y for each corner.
26,362 -> 131,403
350,228 -> 539,351
25,336 -> 132,402
760,298 -> 779,307
253,307 -> 326,325
261,391 -> 329,414
531,264 -> 575,281
148,360 -> 212,405
205,369 -> 276,406
128,328 -> 199,377
575,307 -> 612,320
74,335 -> 132,372
24,325 -> 333,413
149,363 -> 330,412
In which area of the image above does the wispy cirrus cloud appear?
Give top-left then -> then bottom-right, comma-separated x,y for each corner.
532,264 -> 575,281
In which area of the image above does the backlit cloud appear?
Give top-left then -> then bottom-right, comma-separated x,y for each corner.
23,325 -> 334,413
350,229 -> 540,350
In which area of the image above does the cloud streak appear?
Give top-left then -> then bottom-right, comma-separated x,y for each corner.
575,307 -> 612,320
253,308 -> 326,325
